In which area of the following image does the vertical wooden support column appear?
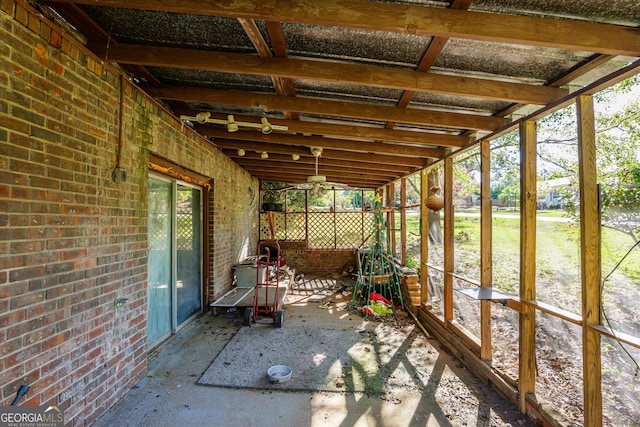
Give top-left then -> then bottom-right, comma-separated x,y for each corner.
443,158 -> 454,324
400,178 -> 407,265
519,120 -> 537,412
420,169 -> 429,306
480,140 -> 492,361
387,184 -> 396,257
577,95 -> 603,427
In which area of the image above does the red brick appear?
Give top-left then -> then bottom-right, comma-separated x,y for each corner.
10,290 -> 45,310
0,336 -> 22,357
50,29 -> 61,48
0,364 -> 24,392
7,316 -> 43,339
1,0 -> 16,16
14,3 -> 27,25
27,12 -> 40,34
9,265 -> 44,282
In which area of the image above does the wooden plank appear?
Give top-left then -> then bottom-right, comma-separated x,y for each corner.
60,0 -> 640,56
518,120 -> 537,412
238,18 -> 293,108
448,271 -> 481,287
284,122 -> 467,148
387,184 -> 396,258
420,170 -> 429,305
480,139 -> 492,360
175,109 -> 468,147
590,325 -> 640,350
577,95 -> 603,427
224,150 -> 414,173
199,127 -> 445,158
425,263 -> 444,273
239,165 -> 395,181
234,160 -> 400,178
145,85 -> 507,131
443,158 -> 454,323
248,171 -> 386,188
521,300 -> 582,326
449,320 -> 481,354
214,139 -> 427,167
400,178 -> 407,265
93,42 -> 565,105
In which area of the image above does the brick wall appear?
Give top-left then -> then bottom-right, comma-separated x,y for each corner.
0,1 -> 258,425
278,241 -> 356,275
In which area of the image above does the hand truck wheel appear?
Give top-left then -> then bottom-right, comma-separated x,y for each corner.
275,309 -> 284,328
244,307 -> 253,326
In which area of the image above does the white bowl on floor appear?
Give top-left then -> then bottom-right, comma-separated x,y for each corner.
267,365 -> 292,383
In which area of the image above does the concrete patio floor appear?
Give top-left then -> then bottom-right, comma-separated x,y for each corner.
92,281 -> 535,427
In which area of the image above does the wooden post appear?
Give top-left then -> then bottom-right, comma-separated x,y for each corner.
444,158 -> 454,324
577,95 -> 603,427
387,184 -> 396,257
401,178 -> 407,265
480,140 -> 492,361
420,169 -> 429,305
519,120 -> 537,412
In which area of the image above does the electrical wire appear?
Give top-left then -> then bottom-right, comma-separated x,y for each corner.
600,239 -> 640,376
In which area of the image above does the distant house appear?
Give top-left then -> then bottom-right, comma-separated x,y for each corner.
537,177 -> 572,208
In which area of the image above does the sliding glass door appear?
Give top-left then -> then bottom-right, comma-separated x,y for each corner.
148,176 -> 202,348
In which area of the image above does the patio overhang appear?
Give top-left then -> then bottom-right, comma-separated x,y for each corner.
42,0 -> 640,189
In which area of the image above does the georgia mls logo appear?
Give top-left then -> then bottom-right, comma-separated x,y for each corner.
0,405 -> 64,427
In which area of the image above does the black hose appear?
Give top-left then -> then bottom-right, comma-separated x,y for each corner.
11,385 -> 30,406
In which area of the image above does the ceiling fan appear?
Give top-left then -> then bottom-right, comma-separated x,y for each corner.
285,147 -> 351,196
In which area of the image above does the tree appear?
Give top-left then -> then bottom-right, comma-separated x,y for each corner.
546,76 -> 640,241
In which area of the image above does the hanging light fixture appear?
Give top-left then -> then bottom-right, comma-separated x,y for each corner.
237,149 -> 245,156
261,152 -> 269,159
195,111 -> 211,124
227,115 -> 239,132
292,154 -> 300,161
180,112 -> 288,133
260,117 -> 273,134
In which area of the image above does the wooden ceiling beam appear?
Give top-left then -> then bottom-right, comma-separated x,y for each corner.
212,139 -> 427,167
232,159 -> 401,179
146,85 -> 506,131
173,108 -> 467,147
389,0 -> 474,125
199,127 -> 444,158
240,166 -> 396,184
51,0 -> 640,56
222,150 -> 414,173
238,18 -> 299,120
91,43 -> 565,105
247,171 -> 386,188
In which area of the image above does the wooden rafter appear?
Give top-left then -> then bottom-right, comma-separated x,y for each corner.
392,0 -> 474,115
90,42 -> 566,105
222,150 -> 414,174
173,109 -> 468,147
146,86 -> 506,131
238,18 -> 299,120
199,127 -> 444,158
212,140 -> 427,168
51,0 -> 640,56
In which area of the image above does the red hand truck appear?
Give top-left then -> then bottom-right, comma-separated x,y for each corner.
243,240 -> 284,328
